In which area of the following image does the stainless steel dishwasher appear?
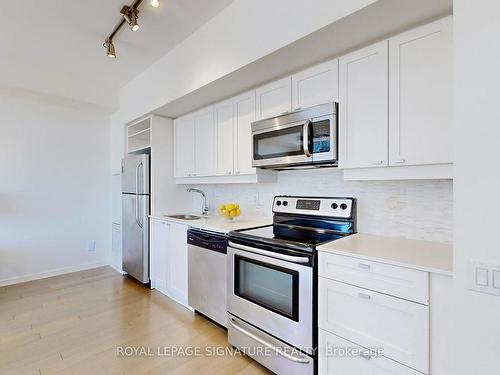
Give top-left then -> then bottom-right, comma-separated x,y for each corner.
187,229 -> 228,327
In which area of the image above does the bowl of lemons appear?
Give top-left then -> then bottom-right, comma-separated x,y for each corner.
218,203 -> 241,221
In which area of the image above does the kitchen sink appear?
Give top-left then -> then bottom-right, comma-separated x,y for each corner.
164,214 -> 202,220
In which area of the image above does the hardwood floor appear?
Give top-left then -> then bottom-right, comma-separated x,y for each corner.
0,267 -> 271,375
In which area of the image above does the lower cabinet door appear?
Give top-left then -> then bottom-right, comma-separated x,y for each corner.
318,278 -> 429,373
150,219 -> 169,294
165,222 -> 188,306
319,329 -> 423,375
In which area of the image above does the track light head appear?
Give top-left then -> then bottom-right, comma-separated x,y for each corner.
104,39 -> 116,59
121,6 -> 140,32
150,0 -> 160,8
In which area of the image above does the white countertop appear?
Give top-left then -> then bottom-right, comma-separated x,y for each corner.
149,213 -> 270,234
317,233 -> 453,275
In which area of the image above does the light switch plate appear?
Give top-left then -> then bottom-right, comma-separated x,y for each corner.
470,261 -> 500,296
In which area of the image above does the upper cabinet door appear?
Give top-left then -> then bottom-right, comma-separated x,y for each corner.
193,106 -> 216,177
234,90 -> 257,175
292,59 -> 339,110
339,41 -> 389,169
255,76 -> 292,120
173,115 -> 195,178
389,17 -> 453,167
214,99 -> 235,176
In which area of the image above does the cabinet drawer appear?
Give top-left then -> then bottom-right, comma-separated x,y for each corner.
318,252 -> 429,304
318,278 -> 429,373
319,329 -> 423,375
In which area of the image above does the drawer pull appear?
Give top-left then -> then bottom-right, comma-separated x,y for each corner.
358,263 -> 371,270
358,292 -> 371,300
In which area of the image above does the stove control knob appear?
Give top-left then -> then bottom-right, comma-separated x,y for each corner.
331,203 -> 338,209
283,201 -> 288,207
340,203 -> 348,210
276,201 -> 282,206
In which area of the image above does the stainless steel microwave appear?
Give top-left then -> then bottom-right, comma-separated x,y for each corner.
251,102 -> 338,169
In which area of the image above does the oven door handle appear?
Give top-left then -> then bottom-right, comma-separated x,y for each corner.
274,222 -> 350,236
303,120 -> 312,157
228,317 -> 311,364
228,241 -> 309,264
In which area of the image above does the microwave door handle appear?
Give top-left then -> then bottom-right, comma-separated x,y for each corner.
303,120 -> 312,157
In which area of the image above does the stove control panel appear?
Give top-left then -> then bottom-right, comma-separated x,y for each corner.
273,196 -> 355,219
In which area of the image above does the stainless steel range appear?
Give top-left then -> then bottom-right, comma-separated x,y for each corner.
227,196 -> 356,375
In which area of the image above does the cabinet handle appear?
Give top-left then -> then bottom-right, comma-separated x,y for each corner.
393,159 -> 406,164
358,292 -> 371,300
371,161 -> 383,166
227,171 -> 232,175
235,171 -> 240,175
358,263 -> 371,270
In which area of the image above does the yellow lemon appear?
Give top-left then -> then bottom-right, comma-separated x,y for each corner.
226,203 -> 236,211
218,204 -> 226,211
235,208 -> 241,216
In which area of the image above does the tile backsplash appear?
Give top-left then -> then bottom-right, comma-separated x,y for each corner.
189,169 -> 453,244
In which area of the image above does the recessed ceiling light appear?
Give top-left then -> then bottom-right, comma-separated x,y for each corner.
150,0 -> 160,8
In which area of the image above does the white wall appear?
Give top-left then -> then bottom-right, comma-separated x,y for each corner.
118,0 -> 375,123
189,169 -> 453,243
451,1 -> 500,373
0,95 -> 110,285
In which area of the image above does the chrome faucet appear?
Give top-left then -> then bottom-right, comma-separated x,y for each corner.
187,188 -> 209,216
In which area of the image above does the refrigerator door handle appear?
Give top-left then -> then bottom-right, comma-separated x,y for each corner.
135,162 -> 143,228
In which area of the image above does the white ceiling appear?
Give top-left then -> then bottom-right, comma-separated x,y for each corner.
0,0 -> 234,111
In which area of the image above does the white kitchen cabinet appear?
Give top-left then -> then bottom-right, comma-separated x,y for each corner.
233,90 -> 257,175
292,59 -> 339,110
150,219 -> 189,307
150,219 -> 169,294
388,16 -> 453,167
173,114 -> 195,178
193,106 -> 216,177
339,41 -> 389,169
165,221 -> 188,304
319,329 -> 422,375
214,98 -> 235,176
318,277 -> 429,374
255,76 -> 292,120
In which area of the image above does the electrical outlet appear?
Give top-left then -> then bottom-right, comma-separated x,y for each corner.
470,260 -> 500,296
86,241 -> 96,252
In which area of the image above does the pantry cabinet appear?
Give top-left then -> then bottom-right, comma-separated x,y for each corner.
255,76 -> 292,120
339,41 -> 389,169
150,219 -> 189,307
292,59 -> 339,110
388,17 -> 453,167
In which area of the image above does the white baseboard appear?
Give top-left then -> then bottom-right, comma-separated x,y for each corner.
0,261 -> 109,287
110,263 -> 127,275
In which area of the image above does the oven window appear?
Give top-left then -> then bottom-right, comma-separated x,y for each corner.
234,255 -> 299,321
253,125 -> 304,160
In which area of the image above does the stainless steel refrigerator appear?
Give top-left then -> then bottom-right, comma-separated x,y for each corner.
122,154 -> 150,283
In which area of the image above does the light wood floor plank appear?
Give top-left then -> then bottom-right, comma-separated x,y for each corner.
0,267 -> 271,375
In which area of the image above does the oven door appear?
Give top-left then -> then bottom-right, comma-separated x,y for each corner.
252,121 -> 311,167
227,242 -> 313,353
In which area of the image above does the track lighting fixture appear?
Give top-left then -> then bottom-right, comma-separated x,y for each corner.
104,39 -> 116,59
103,0 -> 160,59
121,6 -> 140,32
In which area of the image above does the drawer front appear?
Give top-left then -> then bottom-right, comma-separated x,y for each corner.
318,252 -> 429,304
319,329 -> 423,375
319,278 -> 429,373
